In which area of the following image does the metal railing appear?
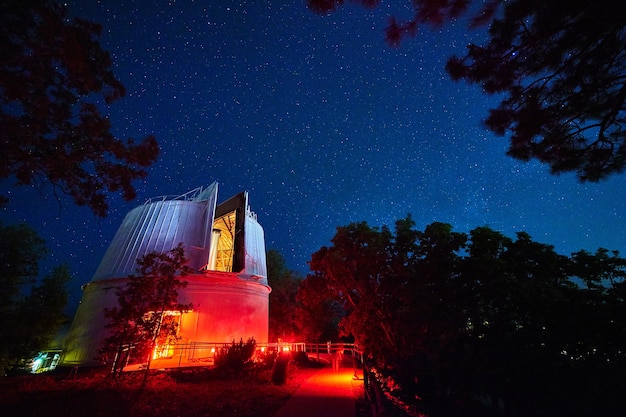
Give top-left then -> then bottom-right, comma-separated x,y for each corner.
115,341 -> 308,371
114,340 -> 389,416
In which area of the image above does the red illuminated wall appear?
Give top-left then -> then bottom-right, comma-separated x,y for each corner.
178,273 -> 270,345
60,271 -> 270,367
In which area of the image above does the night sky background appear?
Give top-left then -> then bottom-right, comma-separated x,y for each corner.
3,1 -> 626,313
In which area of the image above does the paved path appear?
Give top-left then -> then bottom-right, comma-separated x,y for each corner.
273,357 -> 370,417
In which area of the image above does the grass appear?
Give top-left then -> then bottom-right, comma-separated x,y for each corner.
0,361 -> 321,417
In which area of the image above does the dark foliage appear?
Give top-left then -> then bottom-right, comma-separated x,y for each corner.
0,222 -> 70,374
0,223 -> 47,313
103,244 -> 193,378
214,338 -> 256,375
291,350 -> 324,369
293,271 -> 342,342
306,0 -> 381,15
0,365 -> 308,417
0,0 -> 159,216
303,216 -> 626,416
308,0 -> 626,182
267,249 -> 301,342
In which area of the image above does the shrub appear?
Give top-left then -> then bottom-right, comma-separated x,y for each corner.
214,338 -> 256,375
290,351 -> 325,369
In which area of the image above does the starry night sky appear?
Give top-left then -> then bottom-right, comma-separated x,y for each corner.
3,1 -> 626,312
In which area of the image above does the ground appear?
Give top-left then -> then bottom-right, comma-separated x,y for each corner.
0,363 -> 320,417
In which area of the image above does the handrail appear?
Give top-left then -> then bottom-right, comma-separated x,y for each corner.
143,186 -> 205,204
114,340 -> 388,416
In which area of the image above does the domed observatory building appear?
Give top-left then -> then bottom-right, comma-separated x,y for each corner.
61,182 -> 269,367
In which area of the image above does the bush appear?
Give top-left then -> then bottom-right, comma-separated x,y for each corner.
214,338 -> 256,375
291,351 -> 323,369
256,349 -> 277,371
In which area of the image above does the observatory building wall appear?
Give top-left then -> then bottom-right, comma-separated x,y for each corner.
61,279 -> 126,366
243,214 -> 267,278
93,197 -> 216,280
176,273 -> 270,358
60,183 -> 270,368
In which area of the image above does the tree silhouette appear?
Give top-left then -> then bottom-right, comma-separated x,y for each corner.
267,249 -> 301,342
0,222 -> 70,374
294,272 -> 341,343
308,0 -> 626,181
304,217 -> 626,416
103,244 -> 192,380
308,221 -> 395,356
1,0 -> 158,216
